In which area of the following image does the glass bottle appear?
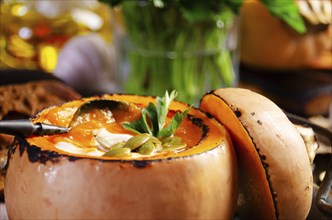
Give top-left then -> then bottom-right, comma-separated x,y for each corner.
0,0 -> 112,72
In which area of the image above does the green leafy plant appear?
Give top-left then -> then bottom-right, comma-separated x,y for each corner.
260,0 -> 306,33
99,0 -> 306,104
122,90 -> 191,138
100,0 -> 306,33
101,0 -> 239,103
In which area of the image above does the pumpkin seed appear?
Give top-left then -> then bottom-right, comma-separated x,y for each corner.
138,140 -> 156,155
161,142 -> 187,152
161,136 -> 173,145
149,136 -> 162,145
109,141 -> 126,150
149,136 -> 162,151
161,135 -> 186,152
104,147 -> 131,157
124,133 -> 150,150
96,137 -> 125,152
153,142 -> 163,151
95,135 -> 112,151
162,136 -> 184,147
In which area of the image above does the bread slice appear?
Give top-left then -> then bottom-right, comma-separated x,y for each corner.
0,80 -> 81,200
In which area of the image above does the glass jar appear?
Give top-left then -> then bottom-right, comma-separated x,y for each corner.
0,0 -> 112,72
113,1 -> 239,104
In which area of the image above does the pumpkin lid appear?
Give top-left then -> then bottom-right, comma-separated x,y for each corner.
200,88 -> 313,219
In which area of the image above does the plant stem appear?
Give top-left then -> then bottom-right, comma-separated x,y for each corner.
119,2 -> 237,105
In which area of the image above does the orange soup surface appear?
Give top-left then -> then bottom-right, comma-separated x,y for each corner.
27,98 -> 207,160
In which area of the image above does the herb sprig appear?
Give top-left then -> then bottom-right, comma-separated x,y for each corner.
122,91 -> 191,138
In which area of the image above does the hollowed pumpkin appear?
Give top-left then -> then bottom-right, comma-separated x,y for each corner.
5,94 -> 238,219
240,0 -> 332,69
200,88 -> 313,219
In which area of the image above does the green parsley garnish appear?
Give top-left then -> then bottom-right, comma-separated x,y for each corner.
122,90 -> 191,139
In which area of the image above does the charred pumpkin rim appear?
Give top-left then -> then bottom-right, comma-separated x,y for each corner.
7,93 -> 230,167
7,135 -> 227,169
201,90 -> 279,218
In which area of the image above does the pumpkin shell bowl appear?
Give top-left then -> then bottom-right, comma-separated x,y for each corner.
5,94 -> 238,219
200,88 -> 313,219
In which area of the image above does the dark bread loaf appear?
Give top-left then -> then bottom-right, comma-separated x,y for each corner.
0,80 -> 81,200
0,80 -> 81,120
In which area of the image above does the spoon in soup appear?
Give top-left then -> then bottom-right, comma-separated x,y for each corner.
0,119 -> 70,137
0,99 -> 131,137
68,99 -> 131,127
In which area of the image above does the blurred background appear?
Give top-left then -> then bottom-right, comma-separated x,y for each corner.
0,0 -> 330,116
0,0 -> 112,71
0,0 -> 331,219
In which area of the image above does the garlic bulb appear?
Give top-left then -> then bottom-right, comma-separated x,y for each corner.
54,34 -> 118,96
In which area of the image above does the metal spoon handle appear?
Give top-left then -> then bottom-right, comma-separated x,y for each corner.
36,122 -> 70,136
0,119 -> 69,137
0,119 -> 38,137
